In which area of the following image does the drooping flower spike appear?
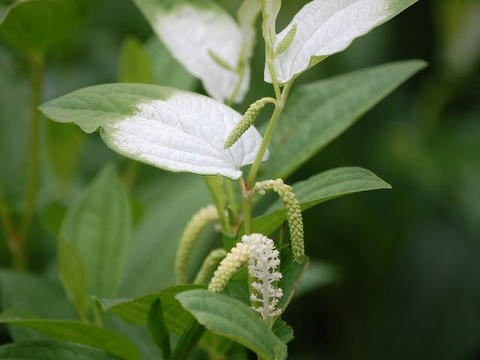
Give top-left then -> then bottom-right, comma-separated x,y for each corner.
175,205 -> 219,284
194,248 -> 227,285
254,179 -> 305,263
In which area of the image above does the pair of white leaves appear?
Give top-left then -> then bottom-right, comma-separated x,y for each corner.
40,84 -> 268,180
134,0 -> 261,104
136,0 -> 417,92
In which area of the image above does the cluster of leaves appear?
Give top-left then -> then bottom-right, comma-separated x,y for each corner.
0,0 -> 424,359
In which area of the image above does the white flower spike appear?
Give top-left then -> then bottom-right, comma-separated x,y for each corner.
242,234 -> 283,324
208,233 -> 283,324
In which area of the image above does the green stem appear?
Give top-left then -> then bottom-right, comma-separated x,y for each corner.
225,179 -> 238,217
246,81 -> 293,186
171,319 -> 205,360
203,176 -> 230,236
20,54 -> 45,254
239,178 -> 252,234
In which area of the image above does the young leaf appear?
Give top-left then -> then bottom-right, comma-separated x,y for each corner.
57,237 -> 90,321
0,340 -> 121,360
177,289 -> 287,360
252,167 -> 392,236
0,315 -> 141,360
265,0 -> 419,83
119,37 -> 154,84
262,61 -> 427,178
134,0 -> 248,103
39,84 -> 268,180
59,164 -> 131,298
261,0 -> 282,46
147,299 -> 171,359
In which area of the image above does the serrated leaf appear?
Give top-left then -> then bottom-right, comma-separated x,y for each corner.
40,84 -> 268,180
57,237 -> 90,321
0,340 -> 121,360
266,0 -> 418,83
0,315 -> 141,360
98,285 -> 232,356
59,164 -> 130,298
177,289 -> 287,360
118,36 -> 153,84
252,167 -> 392,236
262,61 -> 426,178
147,299 -> 171,359
134,0 -> 248,103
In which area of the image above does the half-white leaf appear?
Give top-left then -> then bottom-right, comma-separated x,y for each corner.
134,0 -> 248,103
39,84 -> 268,180
266,0 -> 418,83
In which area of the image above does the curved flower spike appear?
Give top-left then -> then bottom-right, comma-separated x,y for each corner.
176,205 -> 219,284
254,179 -> 305,263
224,97 -> 277,149
194,248 -> 227,285
208,241 -> 250,293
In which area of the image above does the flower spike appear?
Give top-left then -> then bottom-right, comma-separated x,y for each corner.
208,233 -> 284,325
242,234 -> 283,325
254,179 -> 305,263
175,205 -> 219,284
224,97 -> 277,149
208,241 -> 250,293
194,248 -> 227,285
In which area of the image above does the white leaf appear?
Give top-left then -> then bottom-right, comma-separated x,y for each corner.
39,84 -> 269,180
265,0 -> 418,83
135,0 -> 248,103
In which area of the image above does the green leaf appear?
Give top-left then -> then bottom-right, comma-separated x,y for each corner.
262,61 -> 427,179
144,37 -> 197,90
176,289 -> 287,360
60,164 -> 131,298
119,36 -> 154,84
0,340 -> 121,359
272,318 -> 294,344
98,285 -> 231,355
0,271 -> 75,341
57,237 -> 90,321
0,0 -> 91,56
147,299 -> 171,359
277,247 -> 309,312
252,167 -> 392,236
0,315 -> 141,360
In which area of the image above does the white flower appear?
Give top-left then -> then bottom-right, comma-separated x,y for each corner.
242,234 -> 283,322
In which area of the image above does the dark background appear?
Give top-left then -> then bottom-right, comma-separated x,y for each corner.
1,0 -> 479,359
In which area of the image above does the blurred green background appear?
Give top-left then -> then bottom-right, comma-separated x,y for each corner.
0,0 -> 479,359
